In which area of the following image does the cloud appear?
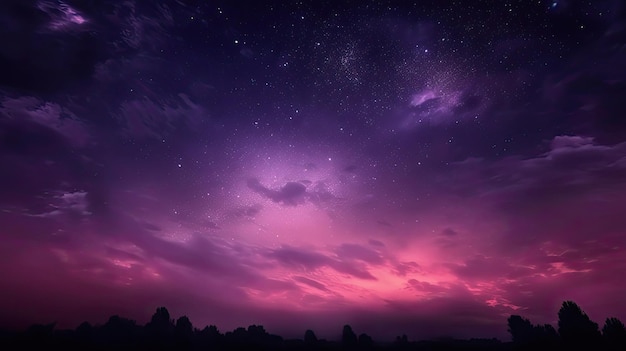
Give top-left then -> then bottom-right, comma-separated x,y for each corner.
377,220 -> 393,227
448,135 -> 626,206
335,244 -> 384,265
37,1 -> 88,31
246,178 -> 339,207
406,279 -> 472,300
441,228 -> 458,237
229,204 -> 263,218
28,190 -> 91,218
293,276 -> 329,292
550,135 -> 594,149
410,90 -> 438,107
446,255 -> 535,281
117,94 -> 206,139
0,97 -> 90,147
247,179 -> 307,206
368,239 -> 385,247
268,246 -> 377,280
0,2 -> 104,92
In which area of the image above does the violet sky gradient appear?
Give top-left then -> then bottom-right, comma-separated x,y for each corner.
1,0 -> 625,341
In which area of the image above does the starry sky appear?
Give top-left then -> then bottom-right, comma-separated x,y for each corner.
1,0 -> 626,341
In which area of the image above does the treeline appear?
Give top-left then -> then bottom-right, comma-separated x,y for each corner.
0,301 -> 624,350
506,300 -> 626,351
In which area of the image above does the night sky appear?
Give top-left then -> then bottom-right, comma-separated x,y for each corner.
1,0 -> 626,341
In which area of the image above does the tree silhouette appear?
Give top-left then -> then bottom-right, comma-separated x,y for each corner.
75,321 -> 92,343
146,306 -> 175,348
102,315 -> 137,345
25,323 -> 55,347
342,324 -> 358,349
394,334 -> 409,349
247,324 -> 267,341
148,307 -> 174,332
508,315 -> 559,350
198,324 -> 222,346
558,300 -> 601,347
174,315 -> 193,348
358,333 -> 374,349
304,329 -> 318,344
533,324 -> 558,344
603,317 -> 626,350
507,315 -> 534,344
175,316 -> 193,335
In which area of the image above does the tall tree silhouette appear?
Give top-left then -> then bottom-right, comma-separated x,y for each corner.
507,315 -> 534,344
149,307 -> 174,332
342,324 -> 358,349
304,329 -> 318,344
603,317 -> 626,350
146,306 -> 175,347
558,301 -> 601,347
174,316 -> 193,335
174,315 -> 193,348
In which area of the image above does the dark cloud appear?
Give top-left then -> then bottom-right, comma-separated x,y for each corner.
448,136 -> 626,208
26,190 -> 92,218
335,243 -> 384,265
229,204 -> 263,218
116,94 -> 206,139
268,246 -> 377,280
0,1 -> 106,92
293,276 -> 329,292
441,228 -> 458,237
246,178 -> 337,207
368,239 -> 385,247
392,261 -> 421,276
247,179 -> 308,206
377,220 -> 393,227
268,246 -> 330,269
446,255 -> 535,281
0,96 -> 90,147
307,181 -> 336,204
